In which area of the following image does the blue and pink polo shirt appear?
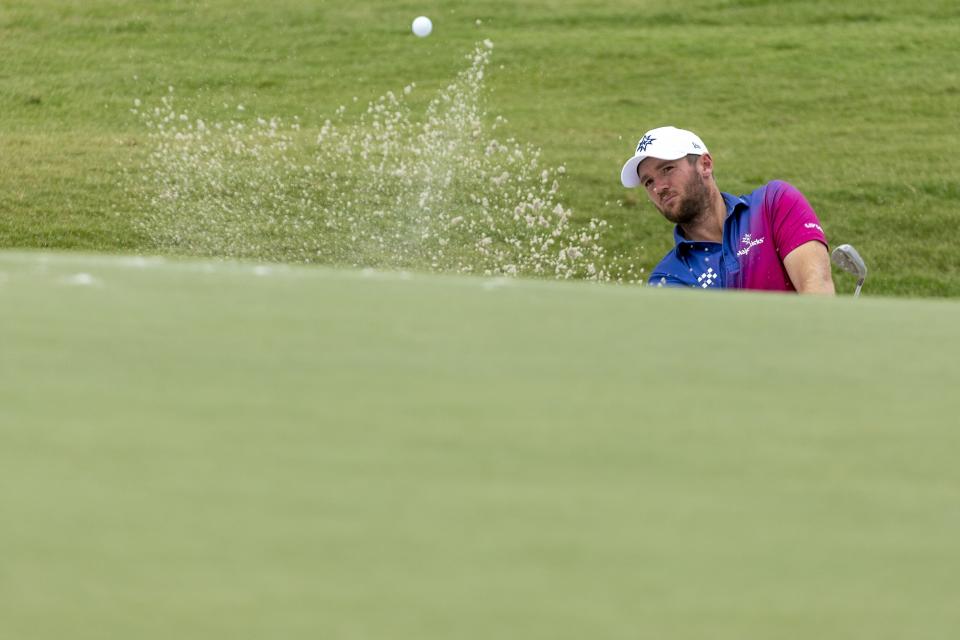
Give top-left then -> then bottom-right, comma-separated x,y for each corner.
647,180 -> 828,291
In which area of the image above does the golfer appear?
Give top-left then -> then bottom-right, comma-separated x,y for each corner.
620,126 -> 835,293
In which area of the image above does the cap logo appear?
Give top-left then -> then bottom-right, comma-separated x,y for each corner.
692,142 -> 702,150
636,135 -> 656,153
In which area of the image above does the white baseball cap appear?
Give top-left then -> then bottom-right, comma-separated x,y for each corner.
620,126 -> 709,188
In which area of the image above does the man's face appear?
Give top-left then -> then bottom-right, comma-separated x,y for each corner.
636,155 -> 711,225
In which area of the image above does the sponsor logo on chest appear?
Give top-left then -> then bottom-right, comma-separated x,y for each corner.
697,267 -> 718,288
736,233 -> 765,257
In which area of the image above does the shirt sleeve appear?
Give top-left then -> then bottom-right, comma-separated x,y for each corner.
765,180 -> 828,258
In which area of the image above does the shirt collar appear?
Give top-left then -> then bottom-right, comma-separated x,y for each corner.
672,191 -> 750,245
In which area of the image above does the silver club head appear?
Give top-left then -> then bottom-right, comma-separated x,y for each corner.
831,244 -> 867,297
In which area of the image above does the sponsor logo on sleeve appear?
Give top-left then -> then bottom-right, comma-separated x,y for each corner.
804,222 -> 824,232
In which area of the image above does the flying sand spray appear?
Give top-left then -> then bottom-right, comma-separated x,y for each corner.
131,42 -> 642,282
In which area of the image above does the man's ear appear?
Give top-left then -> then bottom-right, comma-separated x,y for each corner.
698,153 -> 714,179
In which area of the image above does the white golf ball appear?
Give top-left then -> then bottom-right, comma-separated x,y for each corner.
412,16 -> 432,37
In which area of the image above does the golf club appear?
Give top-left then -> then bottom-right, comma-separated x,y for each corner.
831,244 -> 867,297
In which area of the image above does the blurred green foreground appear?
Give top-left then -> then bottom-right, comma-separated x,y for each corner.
1,251 -> 958,639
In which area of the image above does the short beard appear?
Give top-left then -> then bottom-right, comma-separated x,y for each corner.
661,172 -> 711,226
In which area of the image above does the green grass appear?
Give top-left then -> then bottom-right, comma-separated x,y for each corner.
4,5 -> 959,634
2,250 -> 959,638
1,0 -> 959,294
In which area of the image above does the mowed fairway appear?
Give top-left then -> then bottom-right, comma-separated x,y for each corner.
2,251 -> 959,639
